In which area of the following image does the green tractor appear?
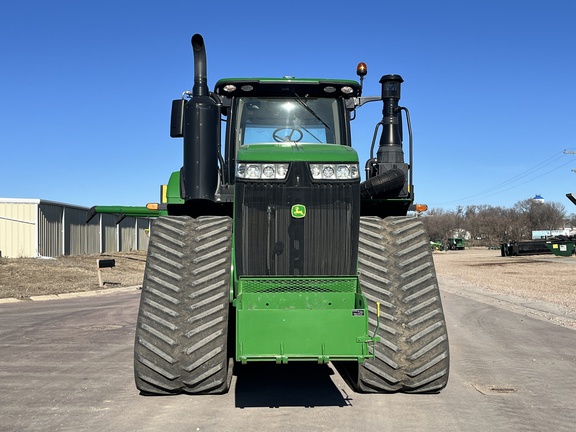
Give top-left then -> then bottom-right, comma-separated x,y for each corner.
101,34 -> 450,395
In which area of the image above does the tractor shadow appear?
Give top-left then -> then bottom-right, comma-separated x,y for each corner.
234,363 -> 352,408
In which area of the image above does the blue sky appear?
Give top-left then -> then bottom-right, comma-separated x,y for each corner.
1,0 -> 575,213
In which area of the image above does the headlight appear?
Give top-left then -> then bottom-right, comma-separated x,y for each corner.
236,163 -> 289,180
309,163 -> 359,180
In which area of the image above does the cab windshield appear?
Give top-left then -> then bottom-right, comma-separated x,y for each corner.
234,97 -> 345,146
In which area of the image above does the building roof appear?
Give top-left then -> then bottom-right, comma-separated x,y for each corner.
0,198 -> 89,210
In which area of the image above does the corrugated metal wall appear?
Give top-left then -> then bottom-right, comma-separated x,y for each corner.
86,218 -> 101,254
119,217 -> 136,251
38,203 -> 63,257
0,201 -> 37,258
137,218 -> 151,250
63,207 -> 101,255
117,217 -> 152,251
1,199 -> 152,257
101,214 -> 118,253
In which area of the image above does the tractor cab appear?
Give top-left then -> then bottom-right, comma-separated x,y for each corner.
214,78 -> 361,188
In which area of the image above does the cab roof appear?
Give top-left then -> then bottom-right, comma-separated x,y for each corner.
214,77 -> 362,98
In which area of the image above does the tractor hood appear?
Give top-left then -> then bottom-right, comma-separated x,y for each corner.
236,143 -> 359,163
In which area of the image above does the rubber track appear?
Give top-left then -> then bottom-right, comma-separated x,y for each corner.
134,216 -> 232,395
356,216 -> 450,393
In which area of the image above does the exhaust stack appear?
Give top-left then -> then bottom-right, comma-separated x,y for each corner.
191,34 -> 209,97
181,34 -> 219,201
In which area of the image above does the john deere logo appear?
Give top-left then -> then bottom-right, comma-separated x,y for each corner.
291,204 -> 306,219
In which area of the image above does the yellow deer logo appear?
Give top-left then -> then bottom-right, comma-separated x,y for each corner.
291,204 -> 306,219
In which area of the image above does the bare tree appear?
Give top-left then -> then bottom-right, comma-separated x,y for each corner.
421,208 -> 454,242
420,199 -> 568,246
514,199 -> 566,232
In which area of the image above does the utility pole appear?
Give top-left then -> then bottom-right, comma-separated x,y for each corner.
565,150 -> 576,173
565,150 -> 576,206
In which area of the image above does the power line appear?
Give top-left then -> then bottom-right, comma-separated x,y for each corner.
430,150 -> 572,206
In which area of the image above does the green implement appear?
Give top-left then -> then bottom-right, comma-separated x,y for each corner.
86,205 -> 167,223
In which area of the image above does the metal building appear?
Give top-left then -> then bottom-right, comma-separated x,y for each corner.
0,198 -> 152,258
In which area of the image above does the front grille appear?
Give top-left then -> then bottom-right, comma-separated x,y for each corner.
235,162 -> 360,277
240,277 -> 358,293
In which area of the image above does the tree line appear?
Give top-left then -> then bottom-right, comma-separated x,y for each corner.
420,199 -> 576,248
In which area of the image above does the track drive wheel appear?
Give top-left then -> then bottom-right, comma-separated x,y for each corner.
354,216 -> 450,393
134,216 -> 233,395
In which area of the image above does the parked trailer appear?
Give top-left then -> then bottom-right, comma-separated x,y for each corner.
501,240 -> 552,257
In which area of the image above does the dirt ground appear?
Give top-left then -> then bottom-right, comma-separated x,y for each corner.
1,249 -> 574,317
432,248 -> 576,327
0,251 -> 146,299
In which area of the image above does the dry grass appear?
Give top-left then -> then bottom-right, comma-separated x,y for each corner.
0,251 -> 146,299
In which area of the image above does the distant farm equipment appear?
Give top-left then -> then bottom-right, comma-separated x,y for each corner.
430,240 -> 445,251
446,237 -> 466,250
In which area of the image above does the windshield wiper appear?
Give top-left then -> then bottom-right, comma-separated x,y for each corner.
299,124 -> 323,143
293,92 -> 332,131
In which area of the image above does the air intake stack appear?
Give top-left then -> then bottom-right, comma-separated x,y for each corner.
360,75 -> 409,199
377,74 -> 405,167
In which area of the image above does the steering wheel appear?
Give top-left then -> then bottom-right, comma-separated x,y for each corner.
272,127 -> 304,143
